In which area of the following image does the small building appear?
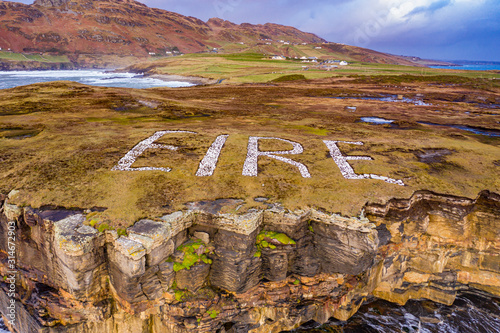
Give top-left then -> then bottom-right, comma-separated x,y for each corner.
339,61 -> 348,66
271,55 -> 285,60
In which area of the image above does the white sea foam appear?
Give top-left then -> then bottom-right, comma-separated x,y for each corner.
0,70 -> 195,89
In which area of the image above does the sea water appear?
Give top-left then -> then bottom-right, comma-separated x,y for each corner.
290,290 -> 500,333
0,70 -> 195,89
430,64 -> 500,71
0,317 -> 7,332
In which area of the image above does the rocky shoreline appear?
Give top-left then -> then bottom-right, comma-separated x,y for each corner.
0,190 -> 498,332
0,61 -> 215,86
148,74 -> 217,86
0,61 -> 76,71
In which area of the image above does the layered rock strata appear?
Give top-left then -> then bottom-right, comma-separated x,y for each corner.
0,190 -> 498,332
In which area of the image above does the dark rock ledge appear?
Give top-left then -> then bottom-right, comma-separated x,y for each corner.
0,190 -> 498,332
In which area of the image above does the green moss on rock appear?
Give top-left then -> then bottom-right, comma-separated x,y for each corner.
255,230 -> 296,256
170,239 -> 214,272
208,309 -> 219,319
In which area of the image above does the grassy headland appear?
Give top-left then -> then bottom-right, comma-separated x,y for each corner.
0,55 -> 499,228
124,52 -> 500,84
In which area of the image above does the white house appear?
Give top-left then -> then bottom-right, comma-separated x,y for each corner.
339,61 -> 348,66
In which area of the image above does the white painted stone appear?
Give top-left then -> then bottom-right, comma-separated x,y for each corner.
196,134 -> 229,176
112,130 -> 196,172
323,140 -> 404,186
242,137 -> 311,178
110,132 -> 406,185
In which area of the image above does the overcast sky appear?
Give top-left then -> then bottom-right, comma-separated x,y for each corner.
18,0 -> 500,61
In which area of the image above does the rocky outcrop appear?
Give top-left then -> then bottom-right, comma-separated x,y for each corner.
0,190 -> 499,332
0,61 -> 75,71
366,190 -> 500,306
33,0 -> 70,8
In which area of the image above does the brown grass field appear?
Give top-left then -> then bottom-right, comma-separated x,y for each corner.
0,66 -> 499,228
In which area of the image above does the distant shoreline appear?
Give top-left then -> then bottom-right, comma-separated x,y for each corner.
147,73 -> 217,86
429,64 -> 500,71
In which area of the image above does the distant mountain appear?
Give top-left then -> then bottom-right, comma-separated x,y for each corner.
0,0 -> 418,66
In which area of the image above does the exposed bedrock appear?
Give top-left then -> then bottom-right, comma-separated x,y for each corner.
0,190 -> 498,332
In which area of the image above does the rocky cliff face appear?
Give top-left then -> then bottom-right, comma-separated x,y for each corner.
0,190 -> 499,332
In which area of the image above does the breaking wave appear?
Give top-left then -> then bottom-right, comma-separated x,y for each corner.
0,70 -> 194,89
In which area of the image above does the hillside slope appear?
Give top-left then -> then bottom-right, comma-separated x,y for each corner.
0,0 -> 323,56
0,0 -> 417,67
